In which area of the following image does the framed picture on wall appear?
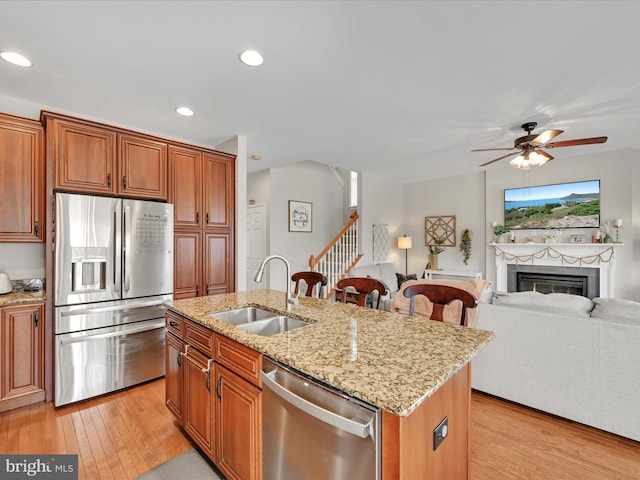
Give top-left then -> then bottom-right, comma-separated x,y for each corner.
289,200 -> 312,232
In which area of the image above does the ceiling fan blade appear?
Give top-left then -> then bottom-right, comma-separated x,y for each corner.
546,136 -> 608,148
471,147 -> 516,152
530,129 -> 563,145
479,151 -> 520,167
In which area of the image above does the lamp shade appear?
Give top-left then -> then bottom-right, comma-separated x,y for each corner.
397,236 -> 412,249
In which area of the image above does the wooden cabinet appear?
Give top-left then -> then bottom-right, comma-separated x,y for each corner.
183,344 -> 215,457
0,303 -> 45,412
170,145 -> 236,298
165,313 -> 261,479
203,153 -> 234,230
0,113 -> 44,242
215,364 -> 262,480
118,133 -> 167,200
165,328 -> 184,421
42,112 -> 168,200
46,115 -> 117,194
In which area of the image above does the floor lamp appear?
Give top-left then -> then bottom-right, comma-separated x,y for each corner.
397,235 -> 412,275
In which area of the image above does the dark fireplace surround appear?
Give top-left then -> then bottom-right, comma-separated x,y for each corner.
507,264 -> 600,299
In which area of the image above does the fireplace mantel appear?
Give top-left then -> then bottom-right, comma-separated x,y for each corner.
491,243 -> 623,298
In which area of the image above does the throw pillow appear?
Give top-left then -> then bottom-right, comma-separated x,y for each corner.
591,297 -> 640,324
395,272 -> 418,290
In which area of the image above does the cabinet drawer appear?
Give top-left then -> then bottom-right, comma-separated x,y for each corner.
185,319 -> 216,357
215,335 -> 262,386
165,311 -> 184,337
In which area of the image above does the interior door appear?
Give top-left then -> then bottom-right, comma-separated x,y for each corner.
246,204 -> 266,291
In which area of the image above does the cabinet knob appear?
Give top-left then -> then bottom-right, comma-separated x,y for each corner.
34,220 -> 39,237
34,310 -> 39,327
107,173 -> 112,188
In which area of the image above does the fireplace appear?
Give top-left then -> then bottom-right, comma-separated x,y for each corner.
507,264 -> 599,299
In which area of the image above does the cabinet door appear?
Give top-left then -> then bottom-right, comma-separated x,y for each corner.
203,153 -> 235,230
204,233 -> 235,295
118,134 -> 168,200
173,231 -> 201,299
0,114 -> 44,242
165,330 -> 184,422
0,303 -> 45,413
183,346 -> 214,458
215,364 -> 262,480
169,146 -> 202,229
49,118 -> 117,194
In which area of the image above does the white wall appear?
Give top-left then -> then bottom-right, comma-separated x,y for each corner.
359,172 -> 406,271
216,135 -> 247,292
403,172 -> 487,277
252,161 -> 347,291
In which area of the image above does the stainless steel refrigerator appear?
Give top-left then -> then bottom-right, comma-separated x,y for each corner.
54,192 -> 174,406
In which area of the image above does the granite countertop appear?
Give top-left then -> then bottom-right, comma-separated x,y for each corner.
0,290 -> 46,307
165,289 -> 494,417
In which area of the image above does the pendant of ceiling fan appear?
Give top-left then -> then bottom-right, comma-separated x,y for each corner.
473,121 -> 608,168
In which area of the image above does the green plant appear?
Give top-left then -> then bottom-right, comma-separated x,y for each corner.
428,245 -> 445,255
493,224 -> 508,236
459,228 -> 472,265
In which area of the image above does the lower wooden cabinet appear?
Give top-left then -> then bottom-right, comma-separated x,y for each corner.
165,313 -> 262,479
0,303 -> 45,412
216,363 -> 262,480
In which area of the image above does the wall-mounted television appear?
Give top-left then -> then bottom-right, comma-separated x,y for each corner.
504,179 -> 600,230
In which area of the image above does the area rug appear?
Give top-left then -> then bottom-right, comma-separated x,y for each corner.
135,448 -> 224,480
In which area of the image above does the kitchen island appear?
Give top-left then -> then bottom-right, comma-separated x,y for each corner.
165,289 -> 494,479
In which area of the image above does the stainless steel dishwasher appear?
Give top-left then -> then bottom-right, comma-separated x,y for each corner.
261,358 -> 381,480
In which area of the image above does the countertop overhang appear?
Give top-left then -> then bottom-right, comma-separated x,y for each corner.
164,290 -> 494,417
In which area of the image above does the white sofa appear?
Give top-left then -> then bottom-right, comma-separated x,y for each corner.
472,293 -> 640,442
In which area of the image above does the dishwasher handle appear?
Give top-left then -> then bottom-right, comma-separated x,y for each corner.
260,368 -> 373,439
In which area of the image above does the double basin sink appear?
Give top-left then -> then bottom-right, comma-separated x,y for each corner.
209,307 -> 310,337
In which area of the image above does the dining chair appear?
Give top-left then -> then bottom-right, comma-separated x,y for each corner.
291,271 -> 328,298
335,277 -> 388,309
402,284 -> 478,326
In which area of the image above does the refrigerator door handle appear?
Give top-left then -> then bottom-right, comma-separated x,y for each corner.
123,204 -> 131,292
59,319 -> 165,345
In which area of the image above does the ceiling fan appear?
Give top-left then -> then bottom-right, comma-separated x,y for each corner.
473,122 -> 608,169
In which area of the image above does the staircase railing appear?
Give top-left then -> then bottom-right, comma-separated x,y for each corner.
309,211 -> 363,299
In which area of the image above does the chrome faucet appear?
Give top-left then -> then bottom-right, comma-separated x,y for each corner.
254,254 -> 298,311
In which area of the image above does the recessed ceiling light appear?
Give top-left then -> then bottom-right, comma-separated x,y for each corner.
1,51 -> 32,67
239,50 -> 264,67
175,107 -> 194,117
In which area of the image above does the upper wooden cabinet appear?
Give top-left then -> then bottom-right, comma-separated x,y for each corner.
46,115 -> 117,194
42,112 -> 168,200
203,153 -> 234,230
0,113 -> 44,242
169,146 -> 235,230
118,133 -> 167,200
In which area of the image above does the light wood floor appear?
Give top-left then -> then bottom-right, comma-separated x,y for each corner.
1,380 -> 638,479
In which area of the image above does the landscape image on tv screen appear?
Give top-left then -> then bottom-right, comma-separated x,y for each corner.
504,180 -> 600,230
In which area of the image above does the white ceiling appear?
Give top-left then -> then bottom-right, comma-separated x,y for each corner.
1,1 -> 639,184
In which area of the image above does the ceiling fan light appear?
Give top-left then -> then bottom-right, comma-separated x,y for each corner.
509,155 -> 530,169
527,151 -> 547,166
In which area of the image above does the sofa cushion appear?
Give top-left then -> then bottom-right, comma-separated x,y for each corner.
492,291 -> 594,317
591,297 -> 640,324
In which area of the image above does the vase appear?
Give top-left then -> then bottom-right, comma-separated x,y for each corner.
603,234 -> 613,243
428,254 -> 439,271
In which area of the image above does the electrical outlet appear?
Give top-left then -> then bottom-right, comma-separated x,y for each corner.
433,416 -> 448,451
